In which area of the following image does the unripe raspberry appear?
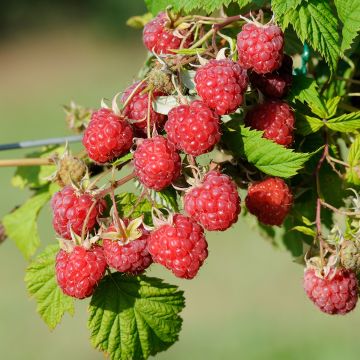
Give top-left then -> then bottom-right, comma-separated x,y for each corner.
55,245 -> 107,299
184,171 -> 241,231
249,55 -> 293,98
133,135 -> 181,191
165,101 -> 221,156
82,108 -> 133,164
148,214 -> 208,279
121,81 -> 166,136
245,101 -> 295,147
57,155 -> 87,187
148,67 -> 174,94
194,59 -> 248,115
143,12 -> 192,54
245,177 -> 293,226
340,240 -> 360,273
51,186 -> 106,240
304,267 -> 358,315
103,222 -> 152,275
237,22 -> 284,74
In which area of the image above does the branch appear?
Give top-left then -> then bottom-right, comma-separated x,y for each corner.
0,158 -> 54,167
96,172 -> 136,199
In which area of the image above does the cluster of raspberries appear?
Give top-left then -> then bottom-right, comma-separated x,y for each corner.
51,12 -> 358,316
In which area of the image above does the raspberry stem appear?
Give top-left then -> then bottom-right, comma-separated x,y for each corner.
0,158 -> 54,167
96,171 -> 136,199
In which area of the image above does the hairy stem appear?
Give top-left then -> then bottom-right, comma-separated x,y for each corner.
96,171 -> 136,199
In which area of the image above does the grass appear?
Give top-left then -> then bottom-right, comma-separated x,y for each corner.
0,27 -> 359,360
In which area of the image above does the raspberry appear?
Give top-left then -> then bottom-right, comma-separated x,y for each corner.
57,155 -> 87,187
82,108 -> 133,164
103,224 -> 152,275
148,214 -> 208,279
195,59 -> 248,115
245,101 -> 295,147
133,135 -> 181,191
245,177 -> 293,226
249,55 -> 293,98
121,81 -> 166,136
340,240 -> 360,273
51,186 -> 106,239
55,245 -> 107,299
184,171 -> 241,231
165,101 -> 221,156
143,12 -> 192,55
304,268 -> 358,315
237,22 -> 284,74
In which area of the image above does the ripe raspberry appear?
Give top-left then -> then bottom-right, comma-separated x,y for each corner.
165,101 -> 220,156
103,224 -> 152,275
237,22 -> 284,74
82,108 -> 133,164
148,214 -> 208,279
121,81 -> 166,136
195,59 -> 248,115
304,268 -> 358,315
249,55 -> 293,98
245,101 -> 295,147
245,177 -> 293,226
133,135 -> 181,191
143,12 -> 192,55
184,171 -> 241,231
55,245 -> 107,299
51,186 -> 106,240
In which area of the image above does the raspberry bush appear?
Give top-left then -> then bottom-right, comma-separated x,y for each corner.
2,0 -> 360,359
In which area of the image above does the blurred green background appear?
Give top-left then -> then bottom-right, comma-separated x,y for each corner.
0,2 -> 359,359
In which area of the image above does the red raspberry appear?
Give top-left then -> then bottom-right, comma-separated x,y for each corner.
133,135 -> 181,191
245,177 -> 293,226
82,108 -> 133,164
165,101 -> 220,156
195,59 -> 248,115
304,268 -> 358,315
237,22 -> 284,74
245,101 -> 295,147
184,171 -> 241,231
249,55 -> 293,98
55,245 -> 107,299
121,81 -> 166,136
143,12 -> 192,55
103,224 -> 152,275
51,186 -> 106,240
148,214 -> 208,279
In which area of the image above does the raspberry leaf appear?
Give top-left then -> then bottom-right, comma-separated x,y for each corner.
277,0 -> 340,73
346,135 -> 360,186
88,273 -> 185,360
334,0 -> 360,52
3,189 -> 51,259
25,244 -> 74,329
223,122 -> 312,178
326,112 -> 360,133
295,114 -> 324,136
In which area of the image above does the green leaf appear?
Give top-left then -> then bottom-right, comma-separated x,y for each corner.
25,245 -> 74,329
3,189 -> 51,259
334,0 -> 360,52
292,226 -> 316,237
223,123 -> 312,178
326,112 -> 360,132
12,146 -> 64,189
295,114 -> 324,135
279,0 -> 340,72
271,0 -> 304,17
145,0 -> 251,15
88,273 -> 185,360
149,187 -> 179,212
346,135 -> 360,185
287,76 -> 327,118
326,97 -> 341,118
116,193 -> 154,225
